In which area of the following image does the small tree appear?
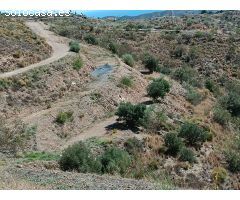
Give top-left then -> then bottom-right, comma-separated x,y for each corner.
143,54 -> 159,73
147,78 -> 171,101
116,102 -> 146,127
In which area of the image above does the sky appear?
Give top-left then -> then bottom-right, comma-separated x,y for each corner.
79,10 -> 160,18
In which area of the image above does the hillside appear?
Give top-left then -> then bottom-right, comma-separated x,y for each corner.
0,16 -> 52,73
0,11 -> 240,189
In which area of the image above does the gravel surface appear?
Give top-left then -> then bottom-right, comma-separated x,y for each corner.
9,167 -> 158,190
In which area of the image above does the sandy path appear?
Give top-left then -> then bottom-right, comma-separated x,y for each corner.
62,116 -> 118,149
0,21 -> 70,79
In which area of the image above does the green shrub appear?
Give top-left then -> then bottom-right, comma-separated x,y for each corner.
84,34 -> 98,45
59,142 -> 102,173
59,29 -> 69,37
225,92 -> 240,116
119,76 -> 133,88
172,45 -> 186,58
143,54 -> 159,73
0,79 -> 10,90
225,151 -> 240,173
73,57 -> 83,70
213,107 -> 231,126
158,66 -> 172,75
164,132 -> 183,156
194,31 -> 205,38
69,41 -> 80,53
56,111 -> 73,125
116,102 -> 146,127
142,106 -> 169,132
109,42 -> 118,54
186,47 -> 199,62
205,79 -> 220,96
147,78 -> 171,101
100,147 -> 131,175
186,87 -> 203,105
205,79 -> 217,93
219,81 -> 240,116
124,137 -> 143,155
178,122 -> 209,146
90,92 -> 102,102
179,147 -> 196,163
173,66 -> 201,87
122,54 -> 135,67
212,167 -> 228,185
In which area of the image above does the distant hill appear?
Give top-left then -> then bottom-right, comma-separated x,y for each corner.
103,10 -> 208,20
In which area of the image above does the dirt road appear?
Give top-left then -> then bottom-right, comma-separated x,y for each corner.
0,21 -> 70,79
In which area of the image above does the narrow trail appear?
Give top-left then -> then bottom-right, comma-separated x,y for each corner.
0,21 -> 70,79
1,20 -> 148,150
62,116 -> 118,149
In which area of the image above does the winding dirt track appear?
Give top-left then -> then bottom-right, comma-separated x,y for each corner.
0,21 -> 70,79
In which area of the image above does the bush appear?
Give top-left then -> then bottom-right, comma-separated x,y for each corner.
108,42 -> 118,54
186,87 -> 203,105
84,34 -> 98,45
147,78 -> 171,101
225,151 -> 240,173
158,66 -> 172,75
172,45 -> 186,58
116,102 -> 146,127
179,147 -> 196,163
122,54 -> 135,67
212,167 -> 228,185
0,119 -> 33,154
124,137 -> 143,155
59,29 -> 70,37
205,79 -> 218,93
142,106 -> 169,132
225,92 -> 240,116
73,57 -> 83,70
56,111 -> 73,125
119,76 -> 133,88
0,79 -> 10,90
178,122 -> 209,146
59,142 -> 102,173
69,41 -> 80,53
143,54 -> 159,73
213,107 -> 231,126
100,147 -> 131,175
164,132 -> 183,156
173,66 -> 201,87
186,47 -> 199,62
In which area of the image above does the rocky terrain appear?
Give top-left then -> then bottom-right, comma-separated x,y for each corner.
0,16 -> 52,73
0,11 -> 240,190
